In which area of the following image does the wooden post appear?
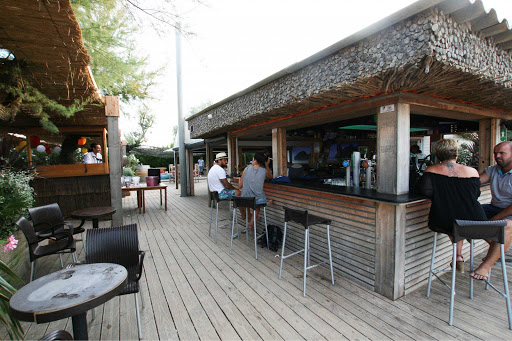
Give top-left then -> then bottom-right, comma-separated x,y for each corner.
374,102 -> 409,300
479,119 -> 492,173
272,127 -> 287,176
105,96 -> 122,226
375,203 -> 406,300
377,103 -> 410,195
187,149 -> 194,196
227,135 -> 236,177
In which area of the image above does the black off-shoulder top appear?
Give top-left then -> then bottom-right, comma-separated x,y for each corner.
417,172 -> 487,235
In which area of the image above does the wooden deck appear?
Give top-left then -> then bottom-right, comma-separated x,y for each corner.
6,179 -> 512,340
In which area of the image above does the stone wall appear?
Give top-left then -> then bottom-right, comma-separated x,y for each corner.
189,8 -> 512,139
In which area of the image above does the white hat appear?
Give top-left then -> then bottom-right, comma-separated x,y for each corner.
215,152 -> 228,161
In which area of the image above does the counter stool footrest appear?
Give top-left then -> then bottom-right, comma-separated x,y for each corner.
306,259 -> 330,271
282,248 -> 305,260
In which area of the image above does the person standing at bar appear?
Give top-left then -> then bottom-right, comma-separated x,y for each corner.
475,141 -> 512,280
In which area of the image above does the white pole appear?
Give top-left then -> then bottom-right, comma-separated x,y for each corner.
176,25 -> 187,197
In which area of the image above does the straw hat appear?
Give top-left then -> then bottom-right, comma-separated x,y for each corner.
215,152 -> 228,161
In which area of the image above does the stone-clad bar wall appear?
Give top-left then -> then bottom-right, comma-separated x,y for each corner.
189,8 -> 512,139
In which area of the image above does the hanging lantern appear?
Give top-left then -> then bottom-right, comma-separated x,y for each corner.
30,136 -> 40,146
82,148 -> 88,153
78,137 -> 87,146
45,145 -> 51,154
54,146 -> 61,153
36,145 -> 46,153
16,141 -> 27,151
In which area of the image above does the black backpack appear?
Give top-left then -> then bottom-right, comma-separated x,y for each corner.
260,224 -> 283,252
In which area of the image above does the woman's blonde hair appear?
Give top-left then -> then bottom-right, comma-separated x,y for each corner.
432,139 -> 458,162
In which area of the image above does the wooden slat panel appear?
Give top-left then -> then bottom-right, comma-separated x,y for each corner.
265,183 -> 377,289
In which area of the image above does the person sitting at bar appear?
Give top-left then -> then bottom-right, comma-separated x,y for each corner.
418,139 -> 487,273
84,143 -> 102,164
239,152 -> 273,229
475,141 -> 512,280
208,152 -> 239,199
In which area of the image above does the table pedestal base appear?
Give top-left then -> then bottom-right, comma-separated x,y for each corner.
72,312 -> 88,340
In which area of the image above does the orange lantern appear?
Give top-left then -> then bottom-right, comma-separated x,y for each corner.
78,137 -> 87,146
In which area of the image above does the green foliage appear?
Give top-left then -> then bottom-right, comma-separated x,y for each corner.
135,154 -> 173,168
0,62 -> 87,133
130,146 -> 173,167
124,153 -> 140,173
0,168 -> 35,239
0,260 -> 24,340
71,0 -> 159,102
123,167 -> 135,176
457,133 -> 479,167
125,104 -> 156,148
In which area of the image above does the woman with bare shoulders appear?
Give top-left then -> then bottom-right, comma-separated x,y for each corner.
418,139 -> 487,272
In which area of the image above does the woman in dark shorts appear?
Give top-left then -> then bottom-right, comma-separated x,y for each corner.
417,139 -> 487,272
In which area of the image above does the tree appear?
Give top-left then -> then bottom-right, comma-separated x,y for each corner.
125,104 -> 155,148
71,0 -> 160,102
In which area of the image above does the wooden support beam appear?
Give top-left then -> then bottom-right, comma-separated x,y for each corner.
227,134 -> 236,177
377,103 -> 410,195
271,127 -> 287,176
479,119 -> 492,173
187,149 -> 195,196
375,203 -> 406,300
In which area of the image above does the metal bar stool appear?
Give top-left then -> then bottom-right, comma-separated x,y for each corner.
230,196 -> 268,260
279,206 -> 334,296
426,219 -> 511,329
208,191 -> 232,243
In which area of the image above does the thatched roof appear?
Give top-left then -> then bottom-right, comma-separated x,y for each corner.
187,0 -> 512,139
0,0 -> 105,131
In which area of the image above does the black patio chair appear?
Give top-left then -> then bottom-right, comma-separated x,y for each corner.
28,203 -> 85,249
85,224 -> 145,339
15,217 -> 77,282
38,330 -> 73,341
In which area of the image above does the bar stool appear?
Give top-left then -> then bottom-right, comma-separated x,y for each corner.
426,219 -> 511,329
230,196 -> 268,260
208,191 -> 232,243
279,206 -> 334,296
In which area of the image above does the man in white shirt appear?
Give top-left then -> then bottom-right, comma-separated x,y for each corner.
84,143 -> 103,164
208,152 -> 238,199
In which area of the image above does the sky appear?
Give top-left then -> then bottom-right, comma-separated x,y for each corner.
121,0 -> 512,147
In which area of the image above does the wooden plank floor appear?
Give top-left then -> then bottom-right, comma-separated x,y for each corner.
6,179 -> 512,340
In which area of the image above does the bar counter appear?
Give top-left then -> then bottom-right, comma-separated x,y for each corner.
271,178 -> 427,204
255,180 -> 491,300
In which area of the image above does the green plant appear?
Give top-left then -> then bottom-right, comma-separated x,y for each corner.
123,167 -> 135,176
0,168 -> 35,239
0,258 -> 24,339
125,154 -> 140,174
0,61 -> 87,133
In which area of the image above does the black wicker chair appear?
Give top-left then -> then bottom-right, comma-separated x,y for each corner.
28,203 -> 85,248
85,224 -> 145,339
15,217 -> 77,282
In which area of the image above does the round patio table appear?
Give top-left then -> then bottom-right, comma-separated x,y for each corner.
72,206 -> 116,229
10,263 -> 127,340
